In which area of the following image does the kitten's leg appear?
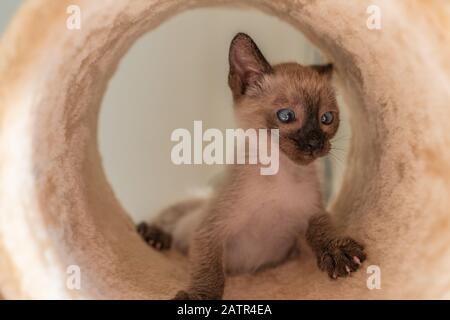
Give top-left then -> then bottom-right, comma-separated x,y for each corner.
137,198 -> 206,251
306,212 -> 366,279
174,215 -> 225,300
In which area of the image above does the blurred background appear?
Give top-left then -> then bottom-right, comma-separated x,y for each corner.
0,1 -> 350,223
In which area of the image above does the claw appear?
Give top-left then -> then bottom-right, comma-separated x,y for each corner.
345,265 -> 351,273
353,256 -> 361,265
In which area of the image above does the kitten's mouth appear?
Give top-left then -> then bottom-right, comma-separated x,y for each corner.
308,144 -> 330,158
282,137 -> 332,165
303,148 -> 328,160
304,147 -> 334,165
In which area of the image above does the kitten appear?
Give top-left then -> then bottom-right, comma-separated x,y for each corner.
137,33 -> 366,300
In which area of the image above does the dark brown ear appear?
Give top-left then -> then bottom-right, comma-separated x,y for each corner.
228,33 -> 272,100
311,63 -> 333,78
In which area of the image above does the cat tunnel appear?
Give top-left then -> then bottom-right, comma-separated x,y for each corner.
0,0 -> 449,299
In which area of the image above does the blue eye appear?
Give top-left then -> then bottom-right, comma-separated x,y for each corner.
277,108 -> 296,123
321,111 -> 334,125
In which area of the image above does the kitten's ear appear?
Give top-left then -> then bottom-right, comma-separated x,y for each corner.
228,33 -> 272,100
311,63 -> 333,79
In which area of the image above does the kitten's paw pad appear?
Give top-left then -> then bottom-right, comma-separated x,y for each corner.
136,222 -> 172,251
318,237 -> 366,279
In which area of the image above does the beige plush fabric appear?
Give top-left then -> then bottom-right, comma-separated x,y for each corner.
0,0 -> 449,299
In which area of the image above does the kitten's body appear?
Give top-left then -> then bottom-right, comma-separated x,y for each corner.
168,154 -> 320,274
220,156 -> 320,274
137,33 -> 366,300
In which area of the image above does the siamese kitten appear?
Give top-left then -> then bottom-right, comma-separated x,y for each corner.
137,33 -> 366,300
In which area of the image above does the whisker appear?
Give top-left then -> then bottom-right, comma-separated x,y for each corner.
328,159 -> 343,173
331,135 -> 351,143
330,146 -> 347,152
327,151 -> 346,172
331,151 -> 345,162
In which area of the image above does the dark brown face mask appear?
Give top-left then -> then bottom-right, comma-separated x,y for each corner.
228,32 -> 339,165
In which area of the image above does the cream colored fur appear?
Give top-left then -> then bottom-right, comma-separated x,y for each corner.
164,154 -> 321,274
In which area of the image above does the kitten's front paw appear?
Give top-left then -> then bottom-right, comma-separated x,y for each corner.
317,237 -> 366,279
136,222 -> 172,251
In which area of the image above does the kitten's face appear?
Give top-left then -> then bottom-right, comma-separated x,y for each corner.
228,33 -> 339,165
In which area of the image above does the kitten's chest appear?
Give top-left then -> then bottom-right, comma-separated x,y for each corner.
228,163 -> 321,230
223,164 -> 321,273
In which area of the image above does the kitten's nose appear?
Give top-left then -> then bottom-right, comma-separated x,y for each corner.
306,138 -> 322,151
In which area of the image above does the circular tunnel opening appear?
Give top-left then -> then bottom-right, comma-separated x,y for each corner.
99,7 -> 352,226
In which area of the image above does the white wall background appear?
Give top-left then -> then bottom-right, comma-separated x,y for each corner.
1,2 -> 350,223
0,1 -> 19,31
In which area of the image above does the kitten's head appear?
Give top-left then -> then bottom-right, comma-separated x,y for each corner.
228,33 -> 339,165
